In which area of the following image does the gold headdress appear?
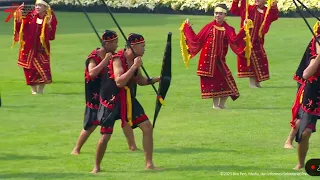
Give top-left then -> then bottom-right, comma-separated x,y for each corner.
214,7 -> 227,14
35,0 -> 50,7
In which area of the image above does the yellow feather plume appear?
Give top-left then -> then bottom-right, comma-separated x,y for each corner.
244,19 -> 253,67
11,12 -> 17,48
313,21 -> 319,36
244,0 -> 253,66
19,19 -> 25,52
259,0 -> 273,38
179,22 -> 191,69
40,8 -> 52,56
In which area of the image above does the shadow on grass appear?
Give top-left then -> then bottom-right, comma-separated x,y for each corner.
0,172 -> 89,179
0,104 -> 38,108
154,147 -> 238,154
263,85 -> 296,89
150,165 -> 297,172
108,147 -> 238,154
104,165 -> 297,174
52,81 -> 82,84
0,153 -> 53,161
230,106 -> 290,110
50,92 -> 83,95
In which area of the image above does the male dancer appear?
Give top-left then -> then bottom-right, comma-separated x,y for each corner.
284,22 -> 320,149
71,30 -> 139,155
91,33 -> 161,173
291,35 -> 320,170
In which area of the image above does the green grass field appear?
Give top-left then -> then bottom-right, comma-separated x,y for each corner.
0,11 -> 319,180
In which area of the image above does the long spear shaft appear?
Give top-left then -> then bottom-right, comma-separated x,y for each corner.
293,0 -> 320,46
75,0 -> 103,44
98,0 -> 162,98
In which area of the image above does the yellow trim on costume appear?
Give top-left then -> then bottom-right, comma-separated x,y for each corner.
244,0 -> 253,66
179,21 -> 191,69
313,21 -> 319,36
213,25 -> 225,31
40,8 -> 52,55
11,11 -> 24,49
12,12 -> 17,48
299,90 -> 304,104
124,86 -> 133,126
214,7 -> 227,14
259,0 -> 273,38
18,17 -> 25,51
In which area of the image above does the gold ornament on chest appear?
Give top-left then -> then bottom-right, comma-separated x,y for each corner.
36,18 -> 43,25
257,8 -> 264,14
213,25 -> 226,31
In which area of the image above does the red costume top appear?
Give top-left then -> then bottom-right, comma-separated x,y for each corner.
230,0 -> 279,45
181,20 -> 247,77
230,0 -> 279,82
13,9 -> 57,69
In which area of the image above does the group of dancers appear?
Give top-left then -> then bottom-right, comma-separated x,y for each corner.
10,0 -> 320,173
180,0 -> 320,171
12,0 -> 161,173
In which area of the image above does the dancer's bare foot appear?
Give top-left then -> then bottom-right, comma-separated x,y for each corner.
284,143 -> 294,149
71,148 -> 80,155
31,89 -> 37,95
38,84 -> 45,94
256,82 -> 263,88
249,78 -> 257,88
90,166 -> 101,174
250,84 -> 259,88
145,164 -> 163,170
31,86 -> 37,95
213,106 -> 222,110
129,147 -> 141,151
293,164 -> 304,170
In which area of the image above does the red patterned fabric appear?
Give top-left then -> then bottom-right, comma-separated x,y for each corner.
182,20 -> 245,99
230,0 -> 279,82
14,10 -> 58,85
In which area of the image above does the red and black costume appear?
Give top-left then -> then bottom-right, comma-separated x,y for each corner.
293,26 -> 320,90
230,0 -> 279,82
97,33 -> 148,134
291,35 -> 320,142
83,30 -> 117,130
13,6 -> 57,86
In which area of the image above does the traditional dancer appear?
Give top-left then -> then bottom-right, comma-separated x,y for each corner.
284,22 -> 320,149
91,33 -> 161,173
230,0 -> 279,88
290,35 -> 320,169
12,0 -> 57,94
180,4 -> 251,109
71,30 -> 140,155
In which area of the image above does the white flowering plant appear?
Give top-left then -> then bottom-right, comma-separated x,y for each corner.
49,0 -> 320,14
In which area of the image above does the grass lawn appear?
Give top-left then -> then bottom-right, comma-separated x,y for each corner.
0,11 -> 318,180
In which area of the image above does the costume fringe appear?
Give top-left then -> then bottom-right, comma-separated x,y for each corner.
179,22 -> 191,69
